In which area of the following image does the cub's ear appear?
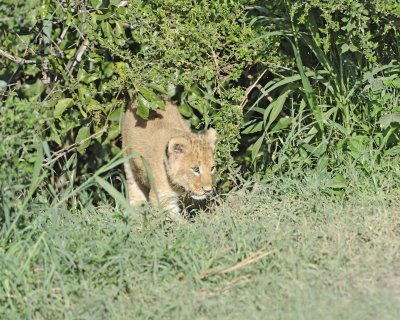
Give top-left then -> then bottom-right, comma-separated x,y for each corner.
205,128 -> 217,149
167,136 -> 189,158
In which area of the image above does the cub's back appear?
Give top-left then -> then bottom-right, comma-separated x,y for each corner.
121,100 -> 191,162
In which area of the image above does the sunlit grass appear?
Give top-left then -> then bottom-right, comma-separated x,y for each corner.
1,168 -> 400,319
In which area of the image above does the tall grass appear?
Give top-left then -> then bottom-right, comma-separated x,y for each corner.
1,155 -> 400,318
242,3 -> 400,175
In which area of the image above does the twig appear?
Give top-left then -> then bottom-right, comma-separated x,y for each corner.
239,68 -> 270,110
65,0 -> 89,76
41,58 -> 51,85
255,84 -> 274,102
219,248 -> 276,274
0,48 -> 37,65
197,247 -> 277,280
67,38 -> 89,76
208,48 -> 222,93
208,48 -> 235,94
211,50 -> 221,73
57,26 -> 70,45
43,125 -> 108,167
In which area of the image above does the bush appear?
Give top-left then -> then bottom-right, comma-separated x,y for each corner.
0,0 -> 279,190
1,0 -> 400,201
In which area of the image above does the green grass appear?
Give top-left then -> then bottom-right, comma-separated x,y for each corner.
1,170 -> 400,319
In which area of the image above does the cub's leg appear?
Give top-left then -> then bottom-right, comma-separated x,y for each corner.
149,188 -> 180,215
124,160 -> 147,207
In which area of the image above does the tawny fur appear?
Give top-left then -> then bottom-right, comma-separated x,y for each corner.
121,100 -> 216,214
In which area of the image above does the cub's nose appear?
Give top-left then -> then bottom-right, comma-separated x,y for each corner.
203,186 -> 213,194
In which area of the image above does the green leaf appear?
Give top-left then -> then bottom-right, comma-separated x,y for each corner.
384,145 -> 400,156
242,120 -> 263,134
388,78 -> 400,89
106,124 -> 120,141
264,91 -> 290,131
90,0 -> 102,9
190,114 -> 200,127
378,113 -> 400,128
109,107 -> 122,122
50,128 -> 62,145
347,136 -> 368,160
50,132 -> 62,149
136,94 -> 150,119
76,127 -> 91,153
114,21 -> 127,39
101,21 -> 113,38
341,43 -> 350,54
21,79 -> 45,99
138,87 -> 164,110
251,133 -> 265,163
178,103 -> 193,117
76,68 -> 87,82
325,174 -> 347,189
103,62 -> 115,77
302,126 -> 319,144
301,141 -> 327,157
0,80 -> 7,93
77,68 -> 99,83
54,98 -> 74,117
24,65 -> 41,76
78,85 -> 92,104
271,116 -> 292,132
188,100 -> 206,115
147,83 -> 168,95
23,144 -> 44,206
167,83 -> 177,97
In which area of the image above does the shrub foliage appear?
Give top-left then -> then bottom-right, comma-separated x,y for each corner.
1,0 -> 400,196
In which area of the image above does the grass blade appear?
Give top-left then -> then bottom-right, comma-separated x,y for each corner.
264,90 -> 290,132
252,133 -> 265,163
289,36 -> 324,133
95,176 -> 134,213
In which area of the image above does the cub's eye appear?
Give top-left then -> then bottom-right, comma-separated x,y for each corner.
192,167 -> 200,175
211,166 -> 216,173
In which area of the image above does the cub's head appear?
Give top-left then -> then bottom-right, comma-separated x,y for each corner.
165,128 -> 217,200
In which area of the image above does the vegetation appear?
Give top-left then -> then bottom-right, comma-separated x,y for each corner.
1,170 -> 400,318
1,0 -> 400,318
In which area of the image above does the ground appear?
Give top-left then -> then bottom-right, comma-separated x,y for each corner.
1,172 -> 400,319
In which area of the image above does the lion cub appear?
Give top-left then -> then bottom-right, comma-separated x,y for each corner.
121,100 -> 216,215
